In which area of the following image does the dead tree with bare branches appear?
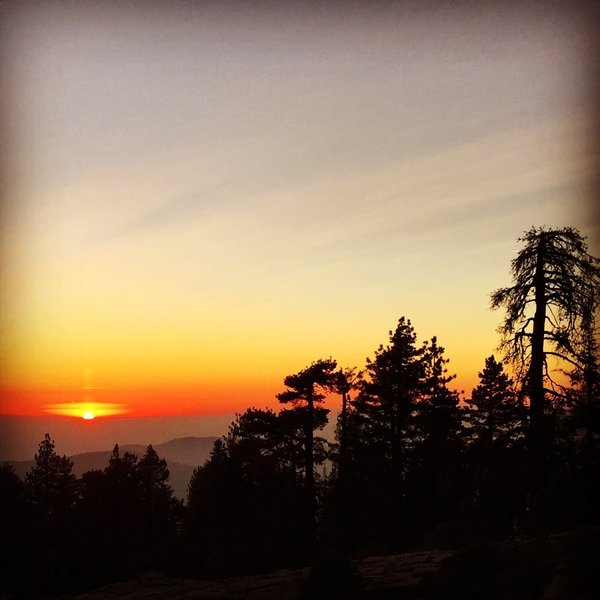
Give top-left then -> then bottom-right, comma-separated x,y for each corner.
491,227 -> 599,456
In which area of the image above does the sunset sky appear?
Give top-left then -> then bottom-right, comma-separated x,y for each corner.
1,1 -> 598,422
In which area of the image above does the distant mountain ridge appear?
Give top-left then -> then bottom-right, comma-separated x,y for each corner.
148,436 -> 218,465
9,435 -> 218,500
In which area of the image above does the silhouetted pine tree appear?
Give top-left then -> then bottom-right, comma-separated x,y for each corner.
136,445 -> 182,571
0,463 -> 29,596
465,355 -> 524,449
330,367 -> 362,481
25,434 -> 77,518
491,227 -> 600,532
561,322 -> 600,526
353,318 -> 425,479
409,337 -> 464,535
103,445 -> 143,576
277,358 -> 337,528
184,408 -> 313,577
463,355 -> 527,537
75,467 -> 114,587
417,336 -> 462,445
491,227 -> 600,457
339,318 -> 426,550
24,434 -> 78,595
76,443 -> 179,584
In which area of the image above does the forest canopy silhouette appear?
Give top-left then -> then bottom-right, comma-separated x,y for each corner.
1,226 -> 599,597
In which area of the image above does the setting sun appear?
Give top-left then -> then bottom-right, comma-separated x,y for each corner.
44,402 -> 131,419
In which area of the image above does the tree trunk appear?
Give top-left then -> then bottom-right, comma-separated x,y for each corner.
305,388 -> 316,527
529,235 -> 547,456
391,399 -> 402,477
339,391 -> 348,479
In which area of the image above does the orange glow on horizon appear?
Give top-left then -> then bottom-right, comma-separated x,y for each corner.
0,374 -> 473,418
0,383 -> 283,418
44,402 -> 131,419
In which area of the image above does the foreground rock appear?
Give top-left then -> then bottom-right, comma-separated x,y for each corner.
68,550 -> 454,599
68,528 -> 600,599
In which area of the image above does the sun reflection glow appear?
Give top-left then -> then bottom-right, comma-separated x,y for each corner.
44,402 -> 130,419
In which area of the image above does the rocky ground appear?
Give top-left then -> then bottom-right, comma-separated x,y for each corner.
66,528 -> 600,599
67,550 -> 454,599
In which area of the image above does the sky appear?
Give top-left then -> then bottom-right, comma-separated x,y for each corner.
1,1 -> 599,435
